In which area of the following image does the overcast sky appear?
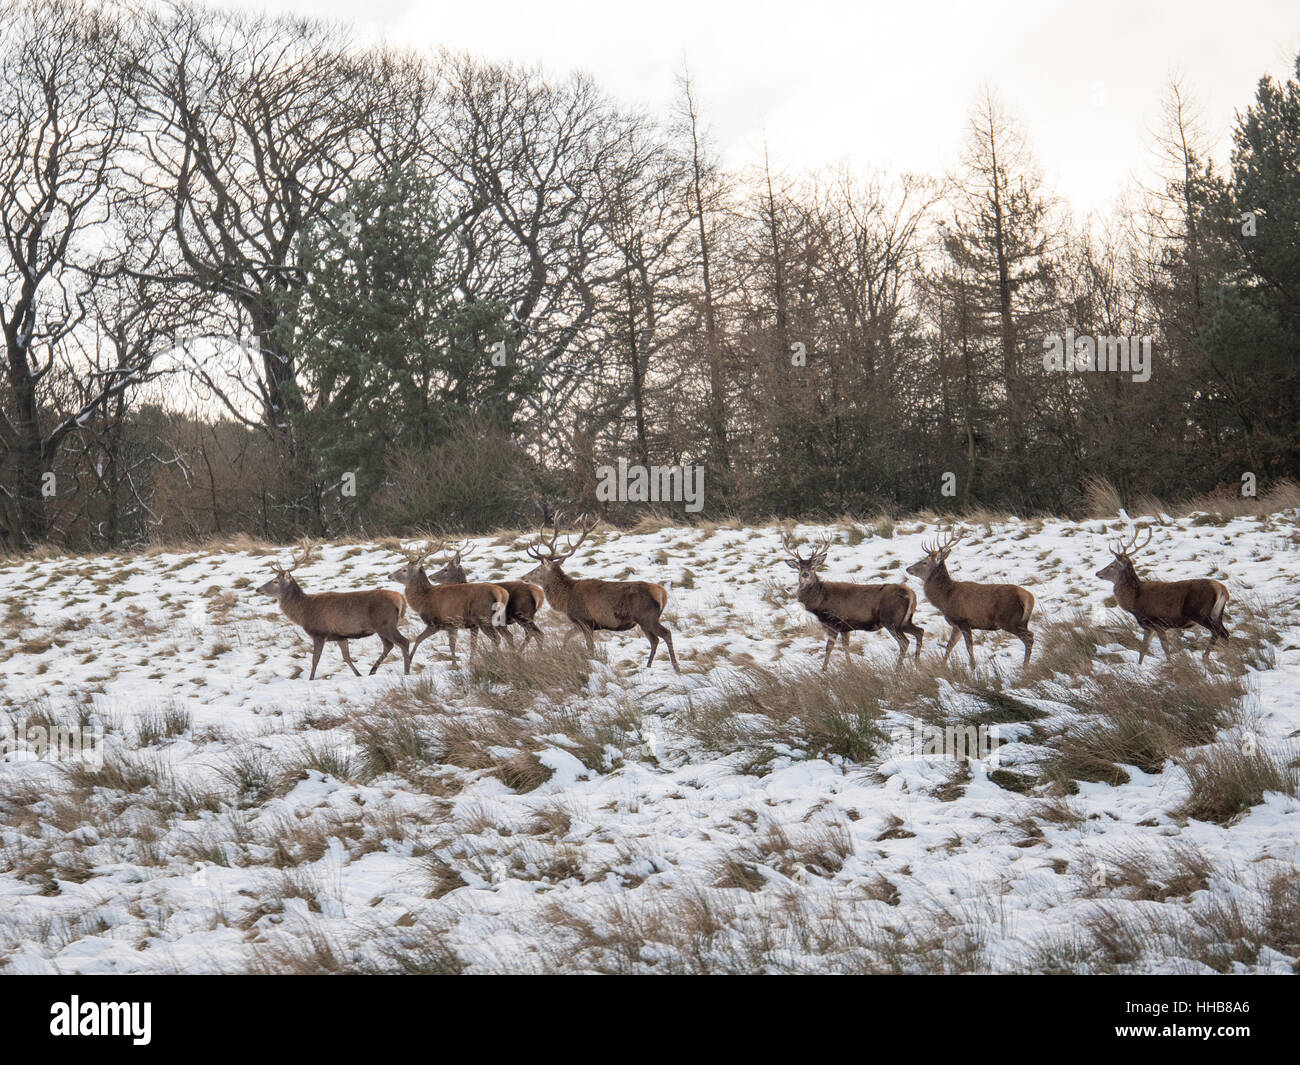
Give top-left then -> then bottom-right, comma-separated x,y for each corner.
213,0 -> 1299,218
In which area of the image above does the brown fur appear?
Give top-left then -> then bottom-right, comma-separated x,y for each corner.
429,558 -> 546,647
906,534 -> 1035,666
390,562 -> 510,664
782,536 -> 923,667
523,517 -> 680,672
523,566 -> 678,672
257,574 -> 410,680
1097,553 -> 1229,663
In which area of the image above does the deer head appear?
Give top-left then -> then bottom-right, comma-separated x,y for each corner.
1096,526 -> 1151,582
522,514 -> 596,582
428,540 -> 473,584
257,540 -> 315,599
780,528 -> 832,591
389,539 -> 440,585
906,526 -> 965,580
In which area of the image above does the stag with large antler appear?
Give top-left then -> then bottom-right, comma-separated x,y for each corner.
256,542 -> 411,680
906,527 -> 1036,666
1096,526 -> 1230,663
428,541 -> 547,647
522,515 -> 680,671
388,540 -> 510,665
781,529 -> 924,668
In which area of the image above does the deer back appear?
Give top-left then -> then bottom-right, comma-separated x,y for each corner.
569,578 -> 666,629
802,579 -> 915,629
282,586 -> 406,638
926,571 -> 1033,631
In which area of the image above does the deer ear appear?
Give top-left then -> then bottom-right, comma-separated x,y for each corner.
783,558 -> 800,569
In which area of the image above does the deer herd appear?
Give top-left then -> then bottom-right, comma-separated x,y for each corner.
256,518 -> 1233,680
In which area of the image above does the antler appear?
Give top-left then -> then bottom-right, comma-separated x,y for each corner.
780,528 -> 832,566
401,538 -> 441,567
526,513 -> 597,562
923,526 -> 965,558
274,538 -> 316,574
1109,525 -> 1152,558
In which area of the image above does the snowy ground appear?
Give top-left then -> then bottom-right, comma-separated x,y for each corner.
1,512 -> 1297,973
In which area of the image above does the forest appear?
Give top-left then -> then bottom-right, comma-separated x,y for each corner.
1,0 -> 1297,549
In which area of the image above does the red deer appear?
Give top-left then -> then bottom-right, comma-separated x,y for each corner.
388,541 -> 510,665
781,529 -> 924,668
522,515 -> 679,672
428,541 -> 546,647
256,542 -> 410,680
1095,527 -> 1230,663
905,527 -> 1035,666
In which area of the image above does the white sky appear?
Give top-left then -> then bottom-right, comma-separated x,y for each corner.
212,0 -> 1299,217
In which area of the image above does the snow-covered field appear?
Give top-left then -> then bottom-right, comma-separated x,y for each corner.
1,512 -> 1298,974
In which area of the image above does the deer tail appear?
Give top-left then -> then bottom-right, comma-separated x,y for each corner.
1211,581 -> 1229,625
901,586 -> 917,626
1020,589 -> 1036,626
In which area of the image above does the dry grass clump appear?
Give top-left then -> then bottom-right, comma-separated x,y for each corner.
682,660 -> 893,766
427,694 -> 642,793
713,819 -> 853,889
1086,841 -> 1214,901
1082,474 -> 1300,521
1175,740 -> 1299,825
453,641 -> 599,713
349,706 -> 441,781
535,885 -> 995,975
1038,661 -> 1248,791
1038,864 -> 1300,973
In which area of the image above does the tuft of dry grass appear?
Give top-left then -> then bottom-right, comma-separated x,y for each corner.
1176,740 -> 1300,825
682,660 -> 893,766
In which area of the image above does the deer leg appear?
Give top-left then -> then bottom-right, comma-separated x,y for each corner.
821,632 -> 836,671
1016,627 -> 1034,664
447,629 -> 459,664
499,624 -> 516,649
408,625 -> 437,661
1155,629 -> 1172,660
370,637 -> 394,675
479,621 -> 502,648
840,632 -> 853,663
942,626 -> 961,661
1200,618 -> 1228,661
904,623 -> 925,661
524,621 -> 544,647
889,628 -> 909,661
961,626 -> 976,667
338,640 -> 362,677
1137,627 -> 1154,663
640,622 -> 659,667
392,628 -> 411,674
309,634 -> 326,680
647,619 -> 680,673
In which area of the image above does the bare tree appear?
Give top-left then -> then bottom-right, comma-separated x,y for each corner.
0,0 -> 143,545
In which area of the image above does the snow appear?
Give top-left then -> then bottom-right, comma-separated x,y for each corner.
0,511 -> 1297,973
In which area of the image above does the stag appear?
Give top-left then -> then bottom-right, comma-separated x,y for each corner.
1096,527 -> 1230,663
389,540 -> 510,665
428,541 -> 546,647
781,529 -> 923,667
522,515 -> 679,672
256,542 -> 410,680
905,527 -> 1035,666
